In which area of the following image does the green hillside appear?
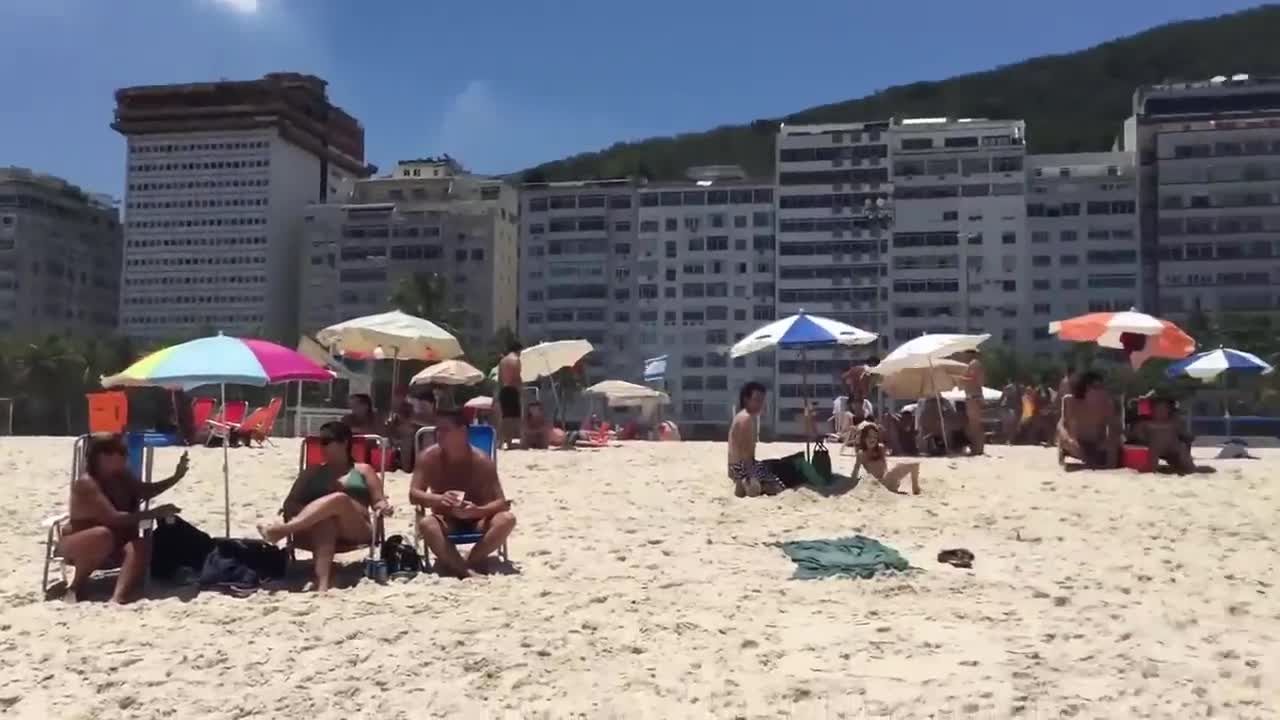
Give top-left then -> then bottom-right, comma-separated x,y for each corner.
523,5 -> 1280,182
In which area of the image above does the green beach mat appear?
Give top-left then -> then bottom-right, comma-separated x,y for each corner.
775,535 -> 910,580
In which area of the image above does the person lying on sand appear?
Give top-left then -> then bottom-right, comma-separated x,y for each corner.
1130,397 -> 1195,475
1057,370 -> 1122,469
727,381 -> 783,497
258,421 -> 393,591
60,433 -> 187,603
410,410 -> 516,577
852,423 -> 921,494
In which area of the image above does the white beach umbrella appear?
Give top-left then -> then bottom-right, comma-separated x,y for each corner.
464,396 -> 493,410
520,339 -> 593,383
410,359 -> 484,387
585,380 -> 671,406
940,386 -> 1003,403
877,361 -> 967,400
873,333 -> 991,374
318,310 -> 463,362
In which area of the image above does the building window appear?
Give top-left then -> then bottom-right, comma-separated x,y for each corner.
1001,232 -> 1016,244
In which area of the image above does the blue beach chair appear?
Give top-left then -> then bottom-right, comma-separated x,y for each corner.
412,424 -> 510,567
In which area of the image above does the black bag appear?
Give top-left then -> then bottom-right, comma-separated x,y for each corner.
150,515 -> 215,580
811,439 -> 833,482
380,534 -> 423,574
765,452 -> 808,489
198,538 -> 288,589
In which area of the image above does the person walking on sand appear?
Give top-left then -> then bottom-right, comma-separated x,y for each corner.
495,341 -> 523,450
727,382 -> 783,498
60,433 -> 188,603
960,350 -> 986,455
411,410 -> 516,577
840,355 -> 877,423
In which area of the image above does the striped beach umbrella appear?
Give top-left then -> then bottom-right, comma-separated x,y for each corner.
1166,348 -> 1274,381
1049,310 -> 1195,367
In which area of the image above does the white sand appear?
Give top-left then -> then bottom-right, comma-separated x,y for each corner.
0,437 -> 1276,719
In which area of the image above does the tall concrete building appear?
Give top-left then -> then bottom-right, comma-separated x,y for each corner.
299,157 -> 520,355
0,167 -> 123,337
773,121 -> 891,434
1126,75 -> 1280,322
1026,152 -> 1139,355
518,178 -> 637,381
636,167 -> 777,437
887,118 -> 1029,347
113,72 -> 371,343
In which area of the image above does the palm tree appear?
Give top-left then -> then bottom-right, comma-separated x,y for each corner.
388,271 -> 467,334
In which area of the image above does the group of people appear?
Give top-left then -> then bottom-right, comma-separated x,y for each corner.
726,351 -> 1199,501
59,408 -> 518,603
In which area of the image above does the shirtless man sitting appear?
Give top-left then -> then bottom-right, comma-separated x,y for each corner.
727,382 -> 783,497
60,434 -> 188,603
410,410 -> 516,577
1130,396 -> 1195,474
1057,370 -> 1122,469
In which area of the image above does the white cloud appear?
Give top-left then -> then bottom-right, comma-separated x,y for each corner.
208,0 -> 260,14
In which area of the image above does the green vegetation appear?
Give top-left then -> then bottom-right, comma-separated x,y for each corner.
523,6 -> 1280,181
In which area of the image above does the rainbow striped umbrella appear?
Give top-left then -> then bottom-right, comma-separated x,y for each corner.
102,334 -> 332,389
101,334 -> 332,537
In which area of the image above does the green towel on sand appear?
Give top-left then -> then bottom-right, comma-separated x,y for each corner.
776,535 -> 910,580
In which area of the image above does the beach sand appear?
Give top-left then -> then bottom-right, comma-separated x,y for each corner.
0,437 -> 1276,719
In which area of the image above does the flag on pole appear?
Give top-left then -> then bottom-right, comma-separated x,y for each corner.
643,355 -> 668,382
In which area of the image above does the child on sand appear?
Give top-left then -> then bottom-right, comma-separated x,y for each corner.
852,423 -> 922,494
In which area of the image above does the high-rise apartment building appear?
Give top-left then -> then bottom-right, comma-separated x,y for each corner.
635,167 -> 777,437
113,72 -> 371,343
887,118 -> 1029,347
0,167 -> 123,337
1026,152 -> 1139,354
299,157 -> 520,354
773,122 -> 891,435
1126,75 -> 1280,321
519,179 -> 637,381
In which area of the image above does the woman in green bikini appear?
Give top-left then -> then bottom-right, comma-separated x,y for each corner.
258,422 -> 392,591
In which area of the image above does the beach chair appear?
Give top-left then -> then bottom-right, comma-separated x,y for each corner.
233,396 -> 283,447
412,424 -> 510,568
205,400 -> 249,447
86,392 -> 127,434
288,433 -> 389,577
190,397 -> 216,431
40,432 -> 174,597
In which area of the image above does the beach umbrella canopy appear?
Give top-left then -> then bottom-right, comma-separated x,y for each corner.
876,361 -> 967,400
410,359 -> 484,386
585,380 -> 671,406
102,334 -> 332,389
317,310 -> 462,361
101,334 -> 332,537
940,386 -> 1003,402
1048,310 -> 1194,360
464,396 -> 493,410
874,333 -> 990,374
730,311 -> 877,358
520,339 -> 593,382
1166,348 -> 1274,381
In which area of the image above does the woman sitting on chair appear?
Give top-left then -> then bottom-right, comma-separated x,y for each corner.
258,422 -> 392,591
61,433 -> 187,603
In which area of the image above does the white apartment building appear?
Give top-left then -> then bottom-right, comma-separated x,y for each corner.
519,179 -> 637,383
299,158 -> 520,355
774,121 -> 892,436
887,118 -> 1029,349
635,167 -> 777,438
0,167 -> 123,336
1026,152 -> 1139,355
113,73 -> 370,343
1126,75 -> 1280,321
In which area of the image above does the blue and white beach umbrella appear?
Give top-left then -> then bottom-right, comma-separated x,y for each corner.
1166,348 -> 1274,381
730,311 -> 877,358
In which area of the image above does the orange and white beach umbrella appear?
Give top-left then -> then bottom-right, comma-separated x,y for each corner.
1048,310 -> 1195,366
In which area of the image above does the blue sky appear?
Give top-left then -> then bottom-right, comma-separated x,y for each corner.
0,0 -> 1261,196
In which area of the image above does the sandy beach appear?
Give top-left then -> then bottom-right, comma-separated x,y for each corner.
0,437 -> 1276,719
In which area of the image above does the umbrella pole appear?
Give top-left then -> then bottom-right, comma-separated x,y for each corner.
220,382 -> 230,537
929,356 -> 950,454
801,348 -> 810,459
